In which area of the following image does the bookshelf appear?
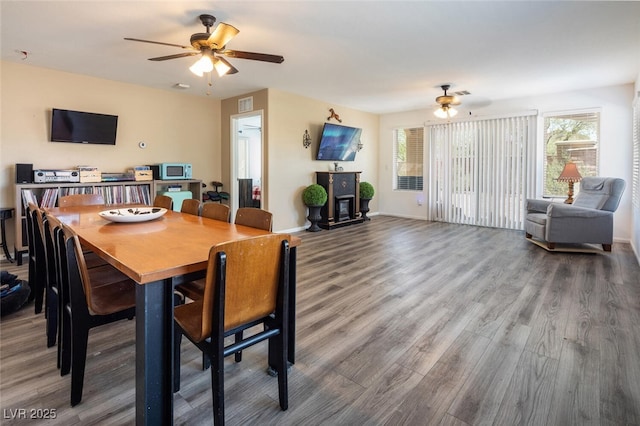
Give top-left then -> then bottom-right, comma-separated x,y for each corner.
13,179 -> 201,264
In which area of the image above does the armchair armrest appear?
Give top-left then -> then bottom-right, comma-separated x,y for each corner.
547,203 -> 613,219
526,199 -> 553,213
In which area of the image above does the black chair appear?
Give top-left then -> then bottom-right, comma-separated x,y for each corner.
204,181 -> 230,203
57,224 -> 136,406
173,234 -> 291,425
26,203 -> 46,314
39,211 -> 60,350
24,204 -> 37,301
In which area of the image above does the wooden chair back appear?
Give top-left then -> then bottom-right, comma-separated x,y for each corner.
153,195 -> 173,210
59,193 -> 105,207
234,207 -> 273,232
201,203 -> 230,222
180,199 -> 201,216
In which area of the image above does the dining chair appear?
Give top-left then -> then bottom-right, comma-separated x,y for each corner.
180,198 -> 201,216
173,234 -> 291,425
37,211 -> 60,350
42,214 -> 67,370
201,203 -> 230,222
234,207 -> 273,231
175,206 -> 271,303
57,224 -> 136,406
153,194 -> 173,210
24,203 -> 38,307
27,203 -> 47,314
58,193 -> 105,207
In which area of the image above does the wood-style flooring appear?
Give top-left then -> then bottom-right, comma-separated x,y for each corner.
1,215 -> 639,425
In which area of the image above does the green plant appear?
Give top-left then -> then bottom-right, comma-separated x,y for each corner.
302,184 -> 327,206
360,181 -> 375,199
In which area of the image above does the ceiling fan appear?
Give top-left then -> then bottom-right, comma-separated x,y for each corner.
434,84 -> 462,118
125,14 -> 284,77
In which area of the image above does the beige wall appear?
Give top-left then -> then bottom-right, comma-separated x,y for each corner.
267,89 -> 379,231
221,89 -> 269,208
221,88 -> 379,232
1,61 -> 221,247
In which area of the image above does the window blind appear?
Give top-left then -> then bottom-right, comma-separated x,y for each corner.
633,96 -> 639,209
427,114 -> 536,230
394,127 -> 424,191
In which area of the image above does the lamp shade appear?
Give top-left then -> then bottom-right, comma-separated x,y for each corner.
557,162 -> 582,182
434,105 -> 458,119
189,55 -> 214,77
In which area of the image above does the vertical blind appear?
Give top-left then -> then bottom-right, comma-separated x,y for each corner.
633,96 -> 639,209
427,114 -> 536,230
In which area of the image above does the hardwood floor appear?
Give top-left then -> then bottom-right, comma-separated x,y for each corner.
1,215 -> 639,425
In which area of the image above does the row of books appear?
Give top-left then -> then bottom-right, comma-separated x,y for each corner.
96,185 -> 151,205
21,188 -> 59,209
21,184 -> 152,209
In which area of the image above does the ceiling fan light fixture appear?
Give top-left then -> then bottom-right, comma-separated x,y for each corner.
212,57 -> 231,77
190,54 -> 214,76
434,84 -> 462,119
434,105 -> 458,119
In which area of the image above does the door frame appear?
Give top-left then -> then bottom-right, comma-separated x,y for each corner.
230,111 -> 264,219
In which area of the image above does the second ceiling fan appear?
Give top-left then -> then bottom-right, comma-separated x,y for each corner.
125,14 -> 284,77
434,85 -> 462,119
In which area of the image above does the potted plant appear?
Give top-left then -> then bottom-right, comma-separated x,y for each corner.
302,184 -> 327,232
359,181 -> 375,221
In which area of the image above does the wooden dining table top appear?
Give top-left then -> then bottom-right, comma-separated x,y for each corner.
46,204 -> 300,284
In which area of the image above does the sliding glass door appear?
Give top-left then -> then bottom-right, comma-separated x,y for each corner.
427,114 -> 537,230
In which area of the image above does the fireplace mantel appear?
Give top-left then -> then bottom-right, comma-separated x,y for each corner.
316,171 -> 365,229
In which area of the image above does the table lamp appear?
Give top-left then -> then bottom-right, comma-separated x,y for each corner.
557,161 -> 582,204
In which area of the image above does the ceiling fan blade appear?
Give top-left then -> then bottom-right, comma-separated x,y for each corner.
207,23 -> 239,49
220,49 -> 284,63
148,52 -> 200,61
124,37 -> 193,50
216,56 -> 239,74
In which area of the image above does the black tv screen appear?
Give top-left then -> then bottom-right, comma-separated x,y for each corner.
50,108 -> 118,145
316,123 -> 362,161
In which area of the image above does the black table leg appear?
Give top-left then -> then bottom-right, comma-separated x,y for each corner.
136,279 -> 174,426
288,246 -> 297,365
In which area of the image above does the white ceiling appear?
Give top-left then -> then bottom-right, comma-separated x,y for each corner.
2,1 -> 639,114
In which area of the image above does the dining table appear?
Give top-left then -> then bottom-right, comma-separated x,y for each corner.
46,204 -> 300,425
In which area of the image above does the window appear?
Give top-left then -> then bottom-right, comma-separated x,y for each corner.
543,111 -> 600,197
394,127 -> 424,191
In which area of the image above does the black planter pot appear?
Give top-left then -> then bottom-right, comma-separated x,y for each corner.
360,198 -> 371,221
306,205 -> 323,232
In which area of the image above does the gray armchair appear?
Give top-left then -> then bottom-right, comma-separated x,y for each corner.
525,177 -> 625,251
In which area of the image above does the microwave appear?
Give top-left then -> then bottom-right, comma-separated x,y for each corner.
151,163 -> 193,180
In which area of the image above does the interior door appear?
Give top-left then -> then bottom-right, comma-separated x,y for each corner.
231,112 -> 263,219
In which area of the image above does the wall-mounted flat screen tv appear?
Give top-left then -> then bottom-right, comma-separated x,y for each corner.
316,123 -> 362,161
50,108 -> 118,145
